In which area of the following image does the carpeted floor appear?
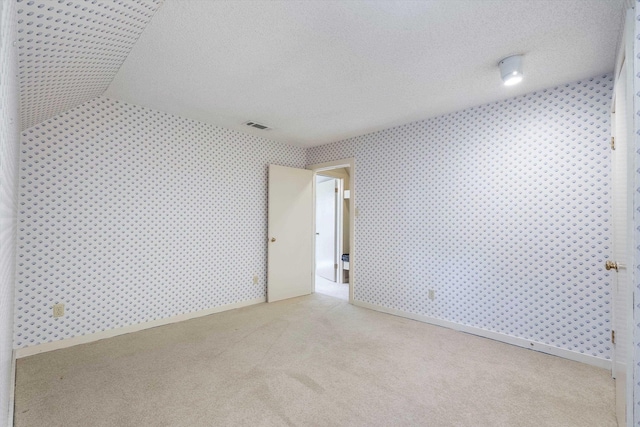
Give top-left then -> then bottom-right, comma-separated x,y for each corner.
14,294 -> 615,426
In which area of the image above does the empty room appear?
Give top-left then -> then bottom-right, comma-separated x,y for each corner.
0,0 -> 639,426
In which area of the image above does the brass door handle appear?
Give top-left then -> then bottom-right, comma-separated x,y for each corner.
270,237 -> 276,243
606,260 -> 626,272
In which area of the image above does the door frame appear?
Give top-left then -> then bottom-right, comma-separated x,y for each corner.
307,158 -> 355,303
336,177 -> 344,284
611,6 -> 635,426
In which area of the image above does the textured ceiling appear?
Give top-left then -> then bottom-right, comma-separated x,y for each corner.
105,0 -> 624,147
16,0 -> 162,130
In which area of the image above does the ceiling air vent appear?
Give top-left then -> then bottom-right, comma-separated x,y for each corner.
245,121 -> 271,130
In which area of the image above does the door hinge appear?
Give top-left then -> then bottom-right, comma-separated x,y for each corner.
335,188 -> 338,193
334,263 -> 338,269
611,136 -> 615,150
611,330 -> 616,345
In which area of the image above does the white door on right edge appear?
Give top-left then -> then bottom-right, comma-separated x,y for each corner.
610,57 -> 632,426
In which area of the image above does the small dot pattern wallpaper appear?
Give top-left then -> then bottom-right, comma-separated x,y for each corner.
15,0 -> 162,130
308,74 -> 613,361
14,97 -> 305,348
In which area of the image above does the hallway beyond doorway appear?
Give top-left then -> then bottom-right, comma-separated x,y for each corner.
315,275 -> 348,300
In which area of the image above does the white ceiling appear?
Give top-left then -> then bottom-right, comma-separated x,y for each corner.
105,0 -> 624,148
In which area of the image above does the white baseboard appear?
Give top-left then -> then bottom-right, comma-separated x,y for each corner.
353,300 -> 611,370
15,296 -> 611,370
15,297 -> 266,359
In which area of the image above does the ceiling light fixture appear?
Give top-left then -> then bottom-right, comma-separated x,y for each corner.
499,54 -> 523,86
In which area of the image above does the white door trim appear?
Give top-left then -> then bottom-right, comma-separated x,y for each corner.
336,177 -> 344,284
8,351 -> 15,427
307,158 -> 355,304
622,8 -> 635,425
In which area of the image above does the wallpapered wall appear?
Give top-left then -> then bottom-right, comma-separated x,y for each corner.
307,74 -> 614,361
13,97 -> 305,348
15,0 -> 162,130
0,0 -> 19,422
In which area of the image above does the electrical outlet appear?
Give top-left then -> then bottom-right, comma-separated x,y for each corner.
253,275 -> 259,285
53,303 -> 65,318
428,289 -> 435,301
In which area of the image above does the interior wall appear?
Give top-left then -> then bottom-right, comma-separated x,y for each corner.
307,74 -> 614,361
13,96 -> 305,349
0,0 -> 19,422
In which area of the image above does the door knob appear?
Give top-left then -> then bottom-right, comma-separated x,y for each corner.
270,237 -> 276,243
605,260 -> 626,272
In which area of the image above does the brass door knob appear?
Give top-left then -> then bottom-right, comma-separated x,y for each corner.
270,237 -> 276,243
605,260 -> 618,272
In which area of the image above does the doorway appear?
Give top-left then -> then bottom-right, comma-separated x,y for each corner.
315,172 -> 347,300
315,175 -> 339,283
308,159 -> 355,303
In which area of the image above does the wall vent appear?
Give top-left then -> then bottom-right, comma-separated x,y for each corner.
245,121 -> 271,130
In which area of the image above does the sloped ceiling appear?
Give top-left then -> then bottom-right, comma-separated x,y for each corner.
15,0 -> 163,130
105,0 -> 624,147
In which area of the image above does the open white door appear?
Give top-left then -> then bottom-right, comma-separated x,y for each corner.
609,10 -> 635,426
316,178 -> 337,282
610,50 -> 634,426
267,164 -> 313,302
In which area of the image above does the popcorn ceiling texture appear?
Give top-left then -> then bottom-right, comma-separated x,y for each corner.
14,97 -> 305,348
15,0 -> 162,130
307,74 -> 614,361
103,0 -> 622,148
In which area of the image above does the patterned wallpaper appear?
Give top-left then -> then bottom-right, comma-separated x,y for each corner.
0,0 -> 19,422
15,0 -> 162,130
307,75 -> 614,360
14,97 -> 305,348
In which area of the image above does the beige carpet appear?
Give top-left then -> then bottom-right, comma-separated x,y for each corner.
14,294 -> 615,427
